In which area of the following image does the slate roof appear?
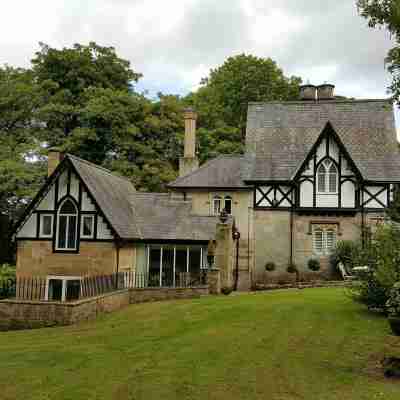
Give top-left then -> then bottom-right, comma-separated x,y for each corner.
67,155 -> 140,239
168,155 -> 250,189
130,193 -> 217,241
244,99 -> 400,182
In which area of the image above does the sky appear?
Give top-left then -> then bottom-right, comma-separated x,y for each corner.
0,0 -> 399,133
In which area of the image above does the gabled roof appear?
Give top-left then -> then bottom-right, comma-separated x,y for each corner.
244,99 -> 400,182
14,154 -> 217,242
168,155 -> 250,189
130,193 -> 217,241
67,155 -> 140,239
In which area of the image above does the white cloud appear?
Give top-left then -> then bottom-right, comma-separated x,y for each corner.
0,0 -> 398,131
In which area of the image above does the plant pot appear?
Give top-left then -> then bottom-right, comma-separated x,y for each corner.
388,317 -> 400,336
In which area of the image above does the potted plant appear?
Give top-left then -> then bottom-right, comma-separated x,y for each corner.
287,262 -> 300,284
308,258 -> 320,272
265,262 -> 276,272
386,282 -> 400,336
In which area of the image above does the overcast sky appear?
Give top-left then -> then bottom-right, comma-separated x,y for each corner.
1,0 -> 399,132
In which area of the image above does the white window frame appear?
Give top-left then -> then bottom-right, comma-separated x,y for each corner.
56,198 -> 78,251
45,275 -> 82,302
313,227 -> 337,255
317,159 -> 338,195
212,194 -> 233,215
224,196 -> 232,215
81,215 -> 95,239
40,214 -> 53,238
213,196 -> 222,216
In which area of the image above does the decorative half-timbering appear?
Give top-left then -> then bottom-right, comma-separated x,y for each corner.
15,158 -> 115,252
361,184 -> 392,209
294,122 -> 360,210
254,185 -> 295,209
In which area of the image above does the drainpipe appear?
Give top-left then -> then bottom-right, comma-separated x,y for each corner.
290,206 -> 294,266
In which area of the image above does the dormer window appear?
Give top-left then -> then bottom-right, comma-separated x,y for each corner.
56,198 -> 78,251
317,159 -> 338,194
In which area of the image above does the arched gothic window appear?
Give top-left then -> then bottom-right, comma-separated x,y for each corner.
317,159 -> 338,194
57,198 -> 78,250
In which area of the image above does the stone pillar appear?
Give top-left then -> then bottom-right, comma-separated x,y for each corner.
215,221 -> 234,289
207,268 -> 221,295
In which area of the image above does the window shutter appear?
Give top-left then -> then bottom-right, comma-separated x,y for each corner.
326,229 -> 336,253
313,229 -> 324,254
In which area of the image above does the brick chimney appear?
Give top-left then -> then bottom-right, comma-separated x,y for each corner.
300,84 -> 317,101
317,84 -> 335,100
47,149 -> 64,177
179,108 -> 199,177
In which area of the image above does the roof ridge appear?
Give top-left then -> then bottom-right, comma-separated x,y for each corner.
248,98 -> 392,106
66,154 -> 135,187
168,154 -> 243,186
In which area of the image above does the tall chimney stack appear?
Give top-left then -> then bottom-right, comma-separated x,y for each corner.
179,108 -> 199,177
47,148 -> 64,177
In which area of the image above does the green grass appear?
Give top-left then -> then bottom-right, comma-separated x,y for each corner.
0,288 -> 399,400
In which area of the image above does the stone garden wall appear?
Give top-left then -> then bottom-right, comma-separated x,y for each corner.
0,286 -> 209,331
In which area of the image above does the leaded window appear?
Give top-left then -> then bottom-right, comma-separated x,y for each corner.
317,159 -> 338,194
57,199 -> 78,250
313,227 -> 337,255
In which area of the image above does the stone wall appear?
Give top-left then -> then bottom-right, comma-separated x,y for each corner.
16,241 -> 117,277
129,286 -> 209,303
0,289 -> 130,331
253,210 -> 366,284
253,210 -> 291,282
0,286 -> 209,331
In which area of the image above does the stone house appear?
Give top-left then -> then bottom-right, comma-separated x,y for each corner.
13,84 -> 400,297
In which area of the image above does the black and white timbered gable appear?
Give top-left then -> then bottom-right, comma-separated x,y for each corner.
14,155 -> 138,252
253,122 -> 395,212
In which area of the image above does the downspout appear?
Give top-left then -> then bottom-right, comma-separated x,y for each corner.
234,237 -> 239,291
290,202 -> 294,266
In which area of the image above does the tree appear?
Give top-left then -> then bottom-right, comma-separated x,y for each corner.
32,42 -> 142,146
186,54 -> 302,134
0,67 -> 45,222
357,1 -> 400,102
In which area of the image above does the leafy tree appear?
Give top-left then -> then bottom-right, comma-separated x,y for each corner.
0,67 -> 45,221
32,42 -> 142,146
357,1 -> 400,102
106,93 -> 184,191
187,54 -> 302,134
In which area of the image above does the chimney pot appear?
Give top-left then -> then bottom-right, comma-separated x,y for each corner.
317,84 -> 335,100
299,84 -> 317,101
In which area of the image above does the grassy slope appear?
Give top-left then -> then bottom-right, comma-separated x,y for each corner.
0,288 -> 399,400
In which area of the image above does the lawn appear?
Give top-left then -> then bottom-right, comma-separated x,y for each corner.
0,288 -> 399,400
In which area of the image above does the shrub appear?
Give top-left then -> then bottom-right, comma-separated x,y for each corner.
287,263 -> 298,274
347,224 -> 400,311
265,262 -> 276,272
0,264 -> 16,283
386,282 -> 400,317
330,240 -> 365,272
308,258 -> 320,272
221,286 -> 233,295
